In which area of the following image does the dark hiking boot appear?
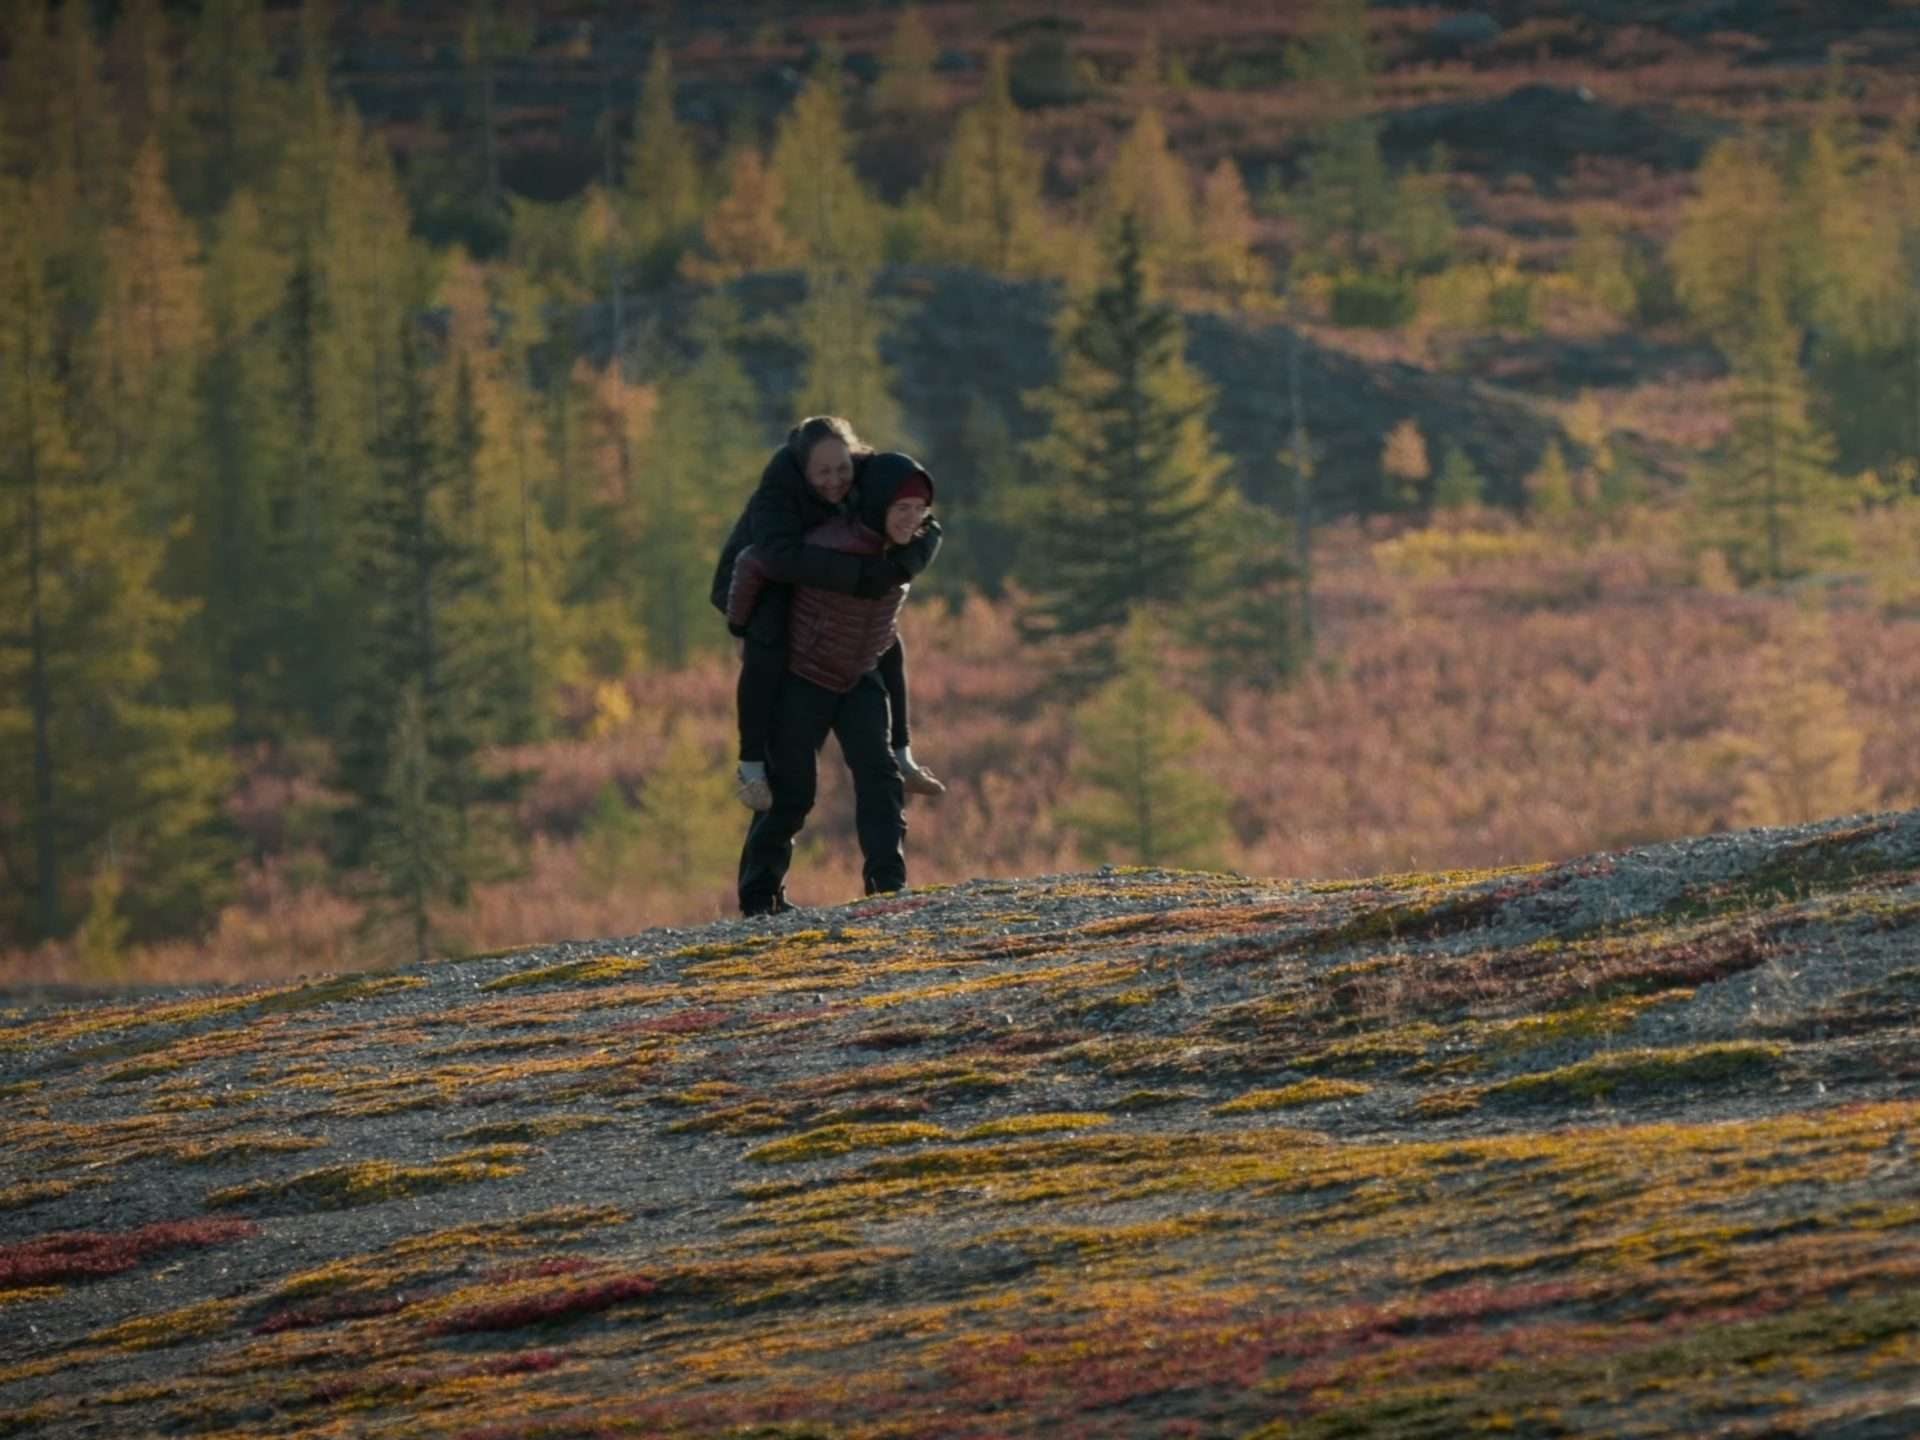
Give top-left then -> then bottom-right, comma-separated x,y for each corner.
899,758 -> 947,797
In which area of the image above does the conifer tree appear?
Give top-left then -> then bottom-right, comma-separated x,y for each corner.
875,5 -> 941,118
452,0 -> 531,228
50,0 -> 122,221
1432,442 -> 1484,510
622,45 -> 703,280
1383,153 -> 1457,275
334,298 -> 520,907
1019,216 -> 1228,662
267,101 -> 419,733
1713,610 -> 1873,828
631,718 -> 741,890
362,682 -> 469,964
1670,136 -> 1792,364
0,3 -> 61,182
633,300 -> 762,667
790,266 -> 907,447
186,189 -> 295,737
1569,205 -> 1639,320
1198,158 -> 1269,303
770,58 -> 880,270
75,856 -> 131,982
1098,109 -> 1195,266
941,394 -> 1029,599
1286,0 -> 1394,274
680,146 -> 802,283
89,140 -> 209,536
1181,491 -> 1300,692
439,258 -> 585,732
562,354 -> 656,679
1061,610 -> 1231,868
1380,418 -> 1430,509
180,0 -> 284,214
1525,440 -> 1577,523
109,0 -> 175,152
926,46 -> 1048,275
1691,331 -> 1853,585
0,175 -> 235,945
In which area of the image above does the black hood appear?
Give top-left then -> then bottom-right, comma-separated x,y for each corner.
758,445 -> 808,497
857,452 -> 935,532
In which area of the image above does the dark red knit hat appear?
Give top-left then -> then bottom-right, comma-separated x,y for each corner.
893,471 -> 933,504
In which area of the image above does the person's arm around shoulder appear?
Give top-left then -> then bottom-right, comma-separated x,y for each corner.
887,514 -> 942,581
726,545 -> 772,637
747,483 -> 901,597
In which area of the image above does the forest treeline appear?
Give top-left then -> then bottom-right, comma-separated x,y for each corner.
2,0 -> 1917,977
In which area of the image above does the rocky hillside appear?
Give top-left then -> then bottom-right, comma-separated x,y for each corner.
6,809 -> 1920,1438
618,267 -> 1573,516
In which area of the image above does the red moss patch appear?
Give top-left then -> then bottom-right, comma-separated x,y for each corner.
253,1293 -> 412,1334
427,1274 -> 658,1335
0,1218 -> 258,1290
625,1007 -> 735,1036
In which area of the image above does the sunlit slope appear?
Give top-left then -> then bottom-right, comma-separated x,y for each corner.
6,809 -> 1920,1438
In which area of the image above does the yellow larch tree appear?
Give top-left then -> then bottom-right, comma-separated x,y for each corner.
770,58 -> 880,271
925,46 -> 1050,275
1198,157 -> 1269,304
680,147 -> 802,283
1717,610 -> 1875,828
1097,109 -> 1195,267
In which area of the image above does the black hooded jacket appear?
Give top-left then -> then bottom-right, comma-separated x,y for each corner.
709,448 -> 942,644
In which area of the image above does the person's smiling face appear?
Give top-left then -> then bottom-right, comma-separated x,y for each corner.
884,497 -> 929,546
804,439 -> 854,505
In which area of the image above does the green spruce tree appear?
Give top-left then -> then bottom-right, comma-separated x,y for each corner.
333,296 -> 520,925
1691,328 -> 1853,585
621,45 -> 703,283
1019,215 -> 1228,665
1061,610 -> 1231,868
0,174 -> 235,945
1432,442 -> 1485,510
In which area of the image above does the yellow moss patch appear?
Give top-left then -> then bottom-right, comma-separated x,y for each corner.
88,1297 -> 241,1351
962,1112 -> 1115,1140
1486,1042 -> 1785,1105
479,955 -> 648,992
668,934 -> 779,962
653,1082 -> 749,1108
206,1146 -> 535,1210
250,974 -> 425,1014
1214,1079 -> 1372,1114
171,1132 -> 330,1165
0,1179 -> 75,1211
852,958 -> 1140,1010
1486,991 -> 1695,1052
668,1103 -> 799,1137
745,1122 -> 950,1164
0,1286 -> 62,1307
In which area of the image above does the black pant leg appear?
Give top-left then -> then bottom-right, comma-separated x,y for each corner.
737,675 -> 835,913
876,638 -> 909,750
834,671 -> 907,895
735,637 -> 785,764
